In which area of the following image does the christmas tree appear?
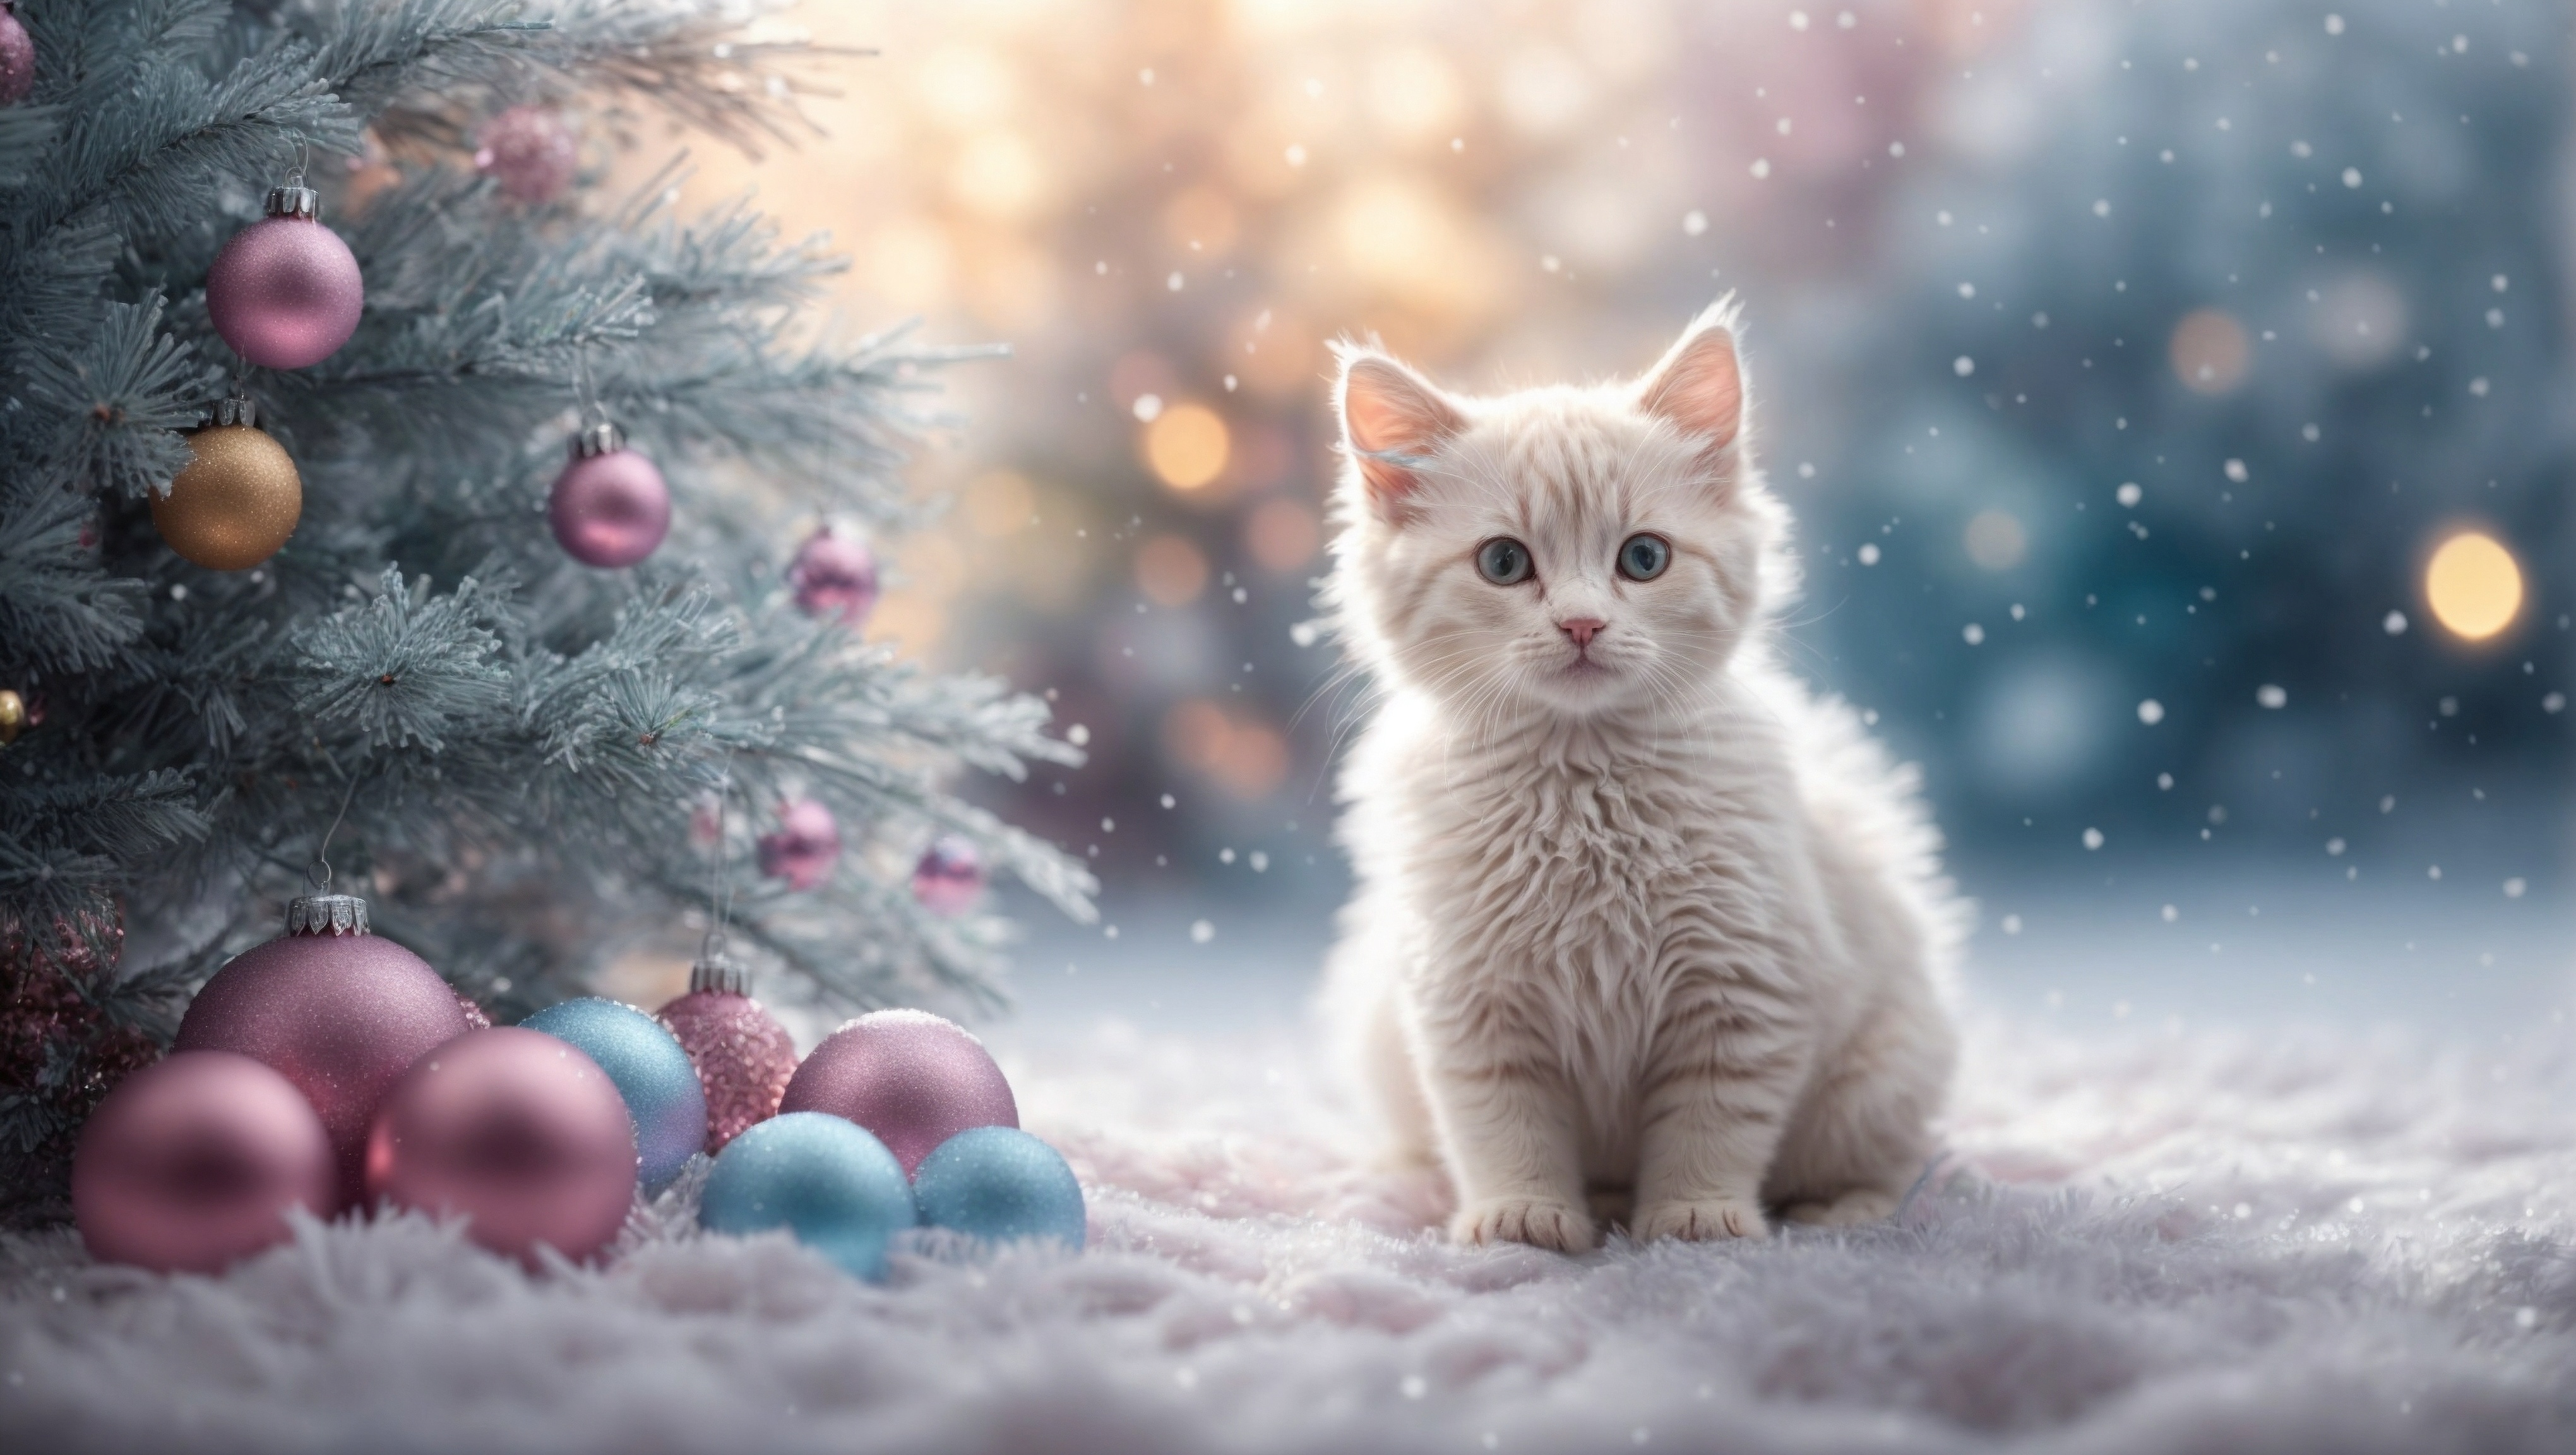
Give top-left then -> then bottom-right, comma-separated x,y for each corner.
0,0 -> 1093,1216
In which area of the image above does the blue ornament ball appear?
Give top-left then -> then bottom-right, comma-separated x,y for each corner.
520,997 -> 707,1190
912,1126 -> 1086,1254
700,1111 -> 915,1281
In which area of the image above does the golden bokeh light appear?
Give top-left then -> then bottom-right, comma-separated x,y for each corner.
1963,509 -> 2028,571
2423,529 -> 2524,642
1144,403 -> 1232,490
1135,533 -> 1211,606
962,469 -> 1034,537
2169,308 -> 2250,395
1246,497 -> 1321,573
1163,698 -> 1291,800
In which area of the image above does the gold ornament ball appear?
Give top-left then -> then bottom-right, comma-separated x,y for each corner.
0,689 -> 25,746
153,426 -> 302,571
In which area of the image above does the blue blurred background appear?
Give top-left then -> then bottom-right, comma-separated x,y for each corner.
676,0 -> 2576,1038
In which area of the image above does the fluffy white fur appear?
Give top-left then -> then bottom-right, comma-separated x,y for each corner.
6,1015 -> 2573,1454
1322,302 -> 1962,1252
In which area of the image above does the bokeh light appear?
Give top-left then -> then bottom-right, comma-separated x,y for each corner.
1245,498 -> 1321,574
1135,534 -> 1211,606
2423,530 -> 2524,642
1144,404 -> 1232,491
1964,510 -> 2029,571
2168,308 -> 2250,394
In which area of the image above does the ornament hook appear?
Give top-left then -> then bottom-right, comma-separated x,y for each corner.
288,774 -> 371,937
691,752 -> 748,995
307,771 -> 361,892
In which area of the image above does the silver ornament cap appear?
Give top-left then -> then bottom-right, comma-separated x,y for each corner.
285,892 -> 370,937
209,391 -> 258,429
572,421 -> 624,459
688,953 -> 749,997
264,184 -> 321,222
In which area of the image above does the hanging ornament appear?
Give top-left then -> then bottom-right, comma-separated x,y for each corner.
756,798 -> 840,890
778,1009 -> 1018,1177
657,954 -> 797,1154
206,178 -> 364,370
73,1050 -> 335,1274
549,421 -> 670,568
153,391 -> 301,571
473,104 -> 578,205
787,525 -> 878,625
912,1127 -> 1087,1254
0,3 -> 33,108
518,997 -> 707,1190
699,1111 -> 914,1281
0,688 -> 28,746
172,875 -> 474,1205
365,1027 -> 636,1267
911,834 -> 986,916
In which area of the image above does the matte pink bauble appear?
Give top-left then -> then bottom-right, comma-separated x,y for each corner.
206,188 -> 364,370
366,1027 -> 637,1267
788,527 -> 878,624
473,104 -> 578,205
778,1009 -> 1017,1177
173,894 -> 472,1206
0,5 -> 33,108
657,959 -> 797,1153
756,798 -> 840,890
73,1051 -> 336,1274
910,835 -> 985,916
549,431 -> 670,568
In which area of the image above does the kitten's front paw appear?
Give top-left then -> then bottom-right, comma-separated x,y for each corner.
1633,1197 -> 1768,1242
1452,1197 -> 1595,1254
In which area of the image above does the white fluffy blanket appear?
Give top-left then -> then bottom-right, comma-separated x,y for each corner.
4,1014 -> 2572,1454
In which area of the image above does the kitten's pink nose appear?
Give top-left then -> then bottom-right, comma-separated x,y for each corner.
1558,617 -> 1607,648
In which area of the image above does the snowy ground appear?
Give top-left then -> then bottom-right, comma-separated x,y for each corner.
4,877 -> 2574,1454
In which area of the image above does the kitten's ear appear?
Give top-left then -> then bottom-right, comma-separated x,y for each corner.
1637,302 -> 1745,461
1336,349 -> 1463,520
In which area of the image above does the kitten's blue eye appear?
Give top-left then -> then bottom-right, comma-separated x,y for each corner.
1476,538 -> 1533,585
1618,533 -> 1672,582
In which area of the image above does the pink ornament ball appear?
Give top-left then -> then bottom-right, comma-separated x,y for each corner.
778,1009 -> 1017,1177
911,835 -> 986,916
0,6 -> 33,108
758,798 -> 841,891
474,104 -> 578,205
73,1051 -> 336,1274
175,926 -> 473,1207
206,216 -> 364,369
657,988 -> 799,1152
789,527 -> 878,625
366,1027 -> 637,1267
549,446 -> 671,568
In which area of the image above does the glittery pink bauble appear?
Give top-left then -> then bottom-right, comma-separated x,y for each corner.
0,8 -> 33,108
549,447 -> 671,568
788,527 -> 878,624
656,990 -> 797,1152
778,1009 -> 1017,1177
73,1051 -> 336,1274
206,217 -> 365,369
174,931 -> 472,1206
365,1027 -> 636,1267
473,104 -> 578,205
757,798 -> 841,890
910,835 -> 986,916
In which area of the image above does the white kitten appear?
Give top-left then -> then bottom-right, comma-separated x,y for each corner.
1321,301 -> 1961,1252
